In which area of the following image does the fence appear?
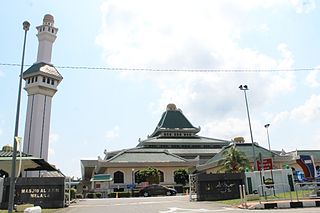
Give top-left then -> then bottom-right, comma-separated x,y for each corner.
256,181 -> 320,203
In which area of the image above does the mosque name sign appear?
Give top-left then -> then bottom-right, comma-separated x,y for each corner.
1,177 -> 65,209
20,187 -> 61,199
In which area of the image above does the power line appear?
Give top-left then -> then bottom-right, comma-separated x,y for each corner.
0,62 -> 318,73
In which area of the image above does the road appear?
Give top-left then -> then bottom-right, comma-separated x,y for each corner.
57,196 -> 320,213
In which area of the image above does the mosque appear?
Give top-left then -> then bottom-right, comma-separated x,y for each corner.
80,102 -> 320,194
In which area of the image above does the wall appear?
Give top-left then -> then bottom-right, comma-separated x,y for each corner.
103,166 -> 187,192
245,169 -> 294,195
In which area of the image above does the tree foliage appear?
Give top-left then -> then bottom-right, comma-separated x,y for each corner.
136,167 -> 160,184
174,168 -> 189,185
220,145 -> 249,173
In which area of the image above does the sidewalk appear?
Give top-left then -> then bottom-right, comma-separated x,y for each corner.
239,199 -> 320,209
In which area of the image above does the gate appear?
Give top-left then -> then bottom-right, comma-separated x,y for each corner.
189,174 -> 198,201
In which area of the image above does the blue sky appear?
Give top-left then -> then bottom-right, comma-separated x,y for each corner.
1,0 -> 320,178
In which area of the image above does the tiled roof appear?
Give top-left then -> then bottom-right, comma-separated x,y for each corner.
140,136 -> 230,145
157,110 -> 195,129
0,150 -> 31,157
106,149 -> 189,163
289,150 -> 320,161
23,62 -> 63,79
204,143 -> 276,166
150,108 -> 199,137
0,153 -> 59,172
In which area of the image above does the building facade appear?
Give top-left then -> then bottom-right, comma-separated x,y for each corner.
81,103 -> 231,193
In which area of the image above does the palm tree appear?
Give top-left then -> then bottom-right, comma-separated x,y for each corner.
220,144 -> 249,173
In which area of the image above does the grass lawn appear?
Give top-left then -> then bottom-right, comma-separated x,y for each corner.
217,189 -> 315,206
217,194 -> 260,206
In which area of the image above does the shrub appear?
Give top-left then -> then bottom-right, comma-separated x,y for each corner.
108,191 -> 139,198
75,194 -> 84,199
70,188 -> 76,199
86,193 -> 94,198
95,193 -> 102,198
85,192 -> 102,198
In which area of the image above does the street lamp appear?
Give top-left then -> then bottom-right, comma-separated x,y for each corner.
8,20 -> 30,213
264,124 -> 271,152
239,85 -> 257,171
264,124 -> 274,173
264,123 -> 275,195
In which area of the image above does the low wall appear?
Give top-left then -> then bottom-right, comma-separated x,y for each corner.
196,173 -> 245,201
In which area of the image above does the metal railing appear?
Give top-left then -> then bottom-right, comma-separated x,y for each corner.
294,182 -> 320,201
256,181 -> 320,203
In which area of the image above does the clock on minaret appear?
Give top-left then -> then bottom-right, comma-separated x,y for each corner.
22,14 -> 63,172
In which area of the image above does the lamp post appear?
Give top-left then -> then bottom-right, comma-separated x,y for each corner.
239,85 -> 257,171
264,123 -> 275,195
264,124 -> 271,152
264,124 -> 274,175
8,20 -> 30,213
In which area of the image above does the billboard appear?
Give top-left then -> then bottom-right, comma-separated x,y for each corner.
296,155 -> 316,180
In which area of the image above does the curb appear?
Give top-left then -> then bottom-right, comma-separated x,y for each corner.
248,200 -> 320,209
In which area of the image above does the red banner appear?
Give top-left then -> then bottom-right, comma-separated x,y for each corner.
257,158 -> 273,171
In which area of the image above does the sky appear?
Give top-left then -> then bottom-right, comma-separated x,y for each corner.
1,0 -> 320,178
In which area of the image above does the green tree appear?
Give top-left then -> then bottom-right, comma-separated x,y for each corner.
220,145 -> 249,173
174,168 -> 189,185
136,167 -> 160,184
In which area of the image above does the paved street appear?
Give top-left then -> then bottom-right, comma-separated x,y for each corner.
56,196 -> 320,213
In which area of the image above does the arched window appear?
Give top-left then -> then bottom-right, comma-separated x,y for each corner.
113,171 -> 124,183
159,170 -> 164,182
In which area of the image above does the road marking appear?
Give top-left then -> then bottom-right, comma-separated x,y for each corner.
159,207 -> 243,212
69,200 -> 179,208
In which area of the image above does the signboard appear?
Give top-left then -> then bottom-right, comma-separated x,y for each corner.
296,155 -> 315,180
127,184 -> 136,189
196,173 -> 245,201
257,158 -> 273,171
1,177 -> 65,209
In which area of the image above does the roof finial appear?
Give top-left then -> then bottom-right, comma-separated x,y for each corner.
167,103 -> 177,110
43,14 -> 54,25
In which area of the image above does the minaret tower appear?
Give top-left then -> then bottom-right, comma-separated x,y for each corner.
22,14 -> 63,164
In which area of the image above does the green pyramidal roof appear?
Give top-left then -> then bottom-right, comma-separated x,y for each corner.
23,62 -> 63,80
150,103 -> 200,137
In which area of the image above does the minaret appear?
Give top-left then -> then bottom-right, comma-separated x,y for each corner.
22,14 -> 62,166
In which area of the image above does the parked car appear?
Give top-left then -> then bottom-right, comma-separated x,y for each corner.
139,184 -> 177,197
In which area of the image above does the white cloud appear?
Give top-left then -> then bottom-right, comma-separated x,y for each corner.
105,125 -> 120,141
97,0 -> 298,131
291,95 -> 320,122
273,94 -> 320,123
201,118 -> 250,141
312,130 -> 320,149
273,111 -> 291,124
200,117 -> 268,147
306,66 -> 320,87
290,0 -> 316,13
